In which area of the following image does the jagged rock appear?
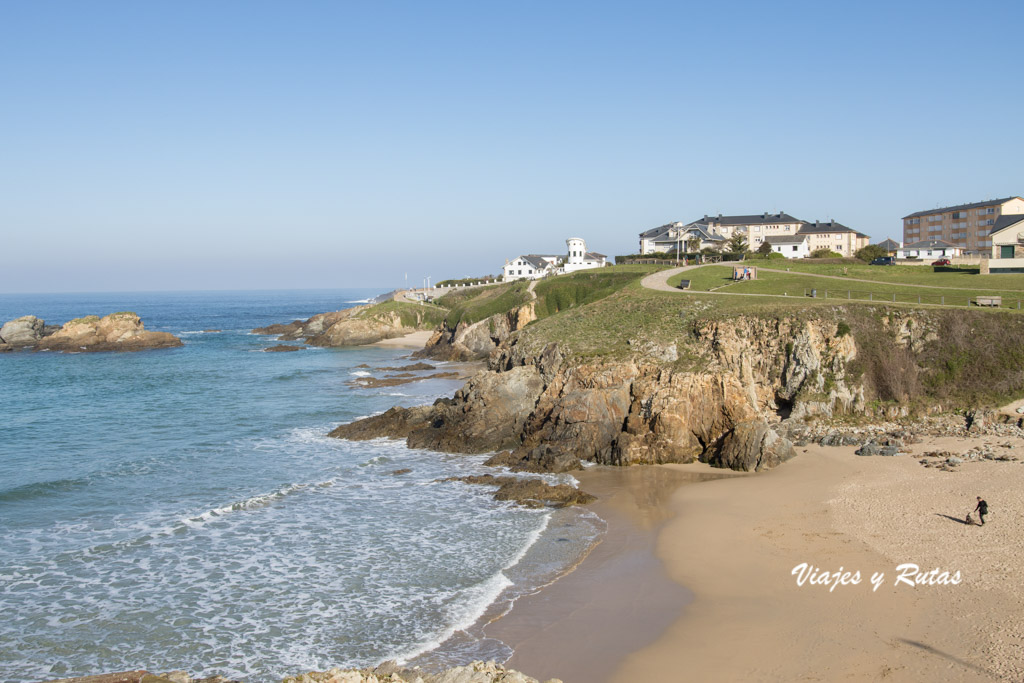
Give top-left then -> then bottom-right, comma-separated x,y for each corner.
627,338 -> 678,362
708,421 -> 796,471
32,313 -> 182,352
419,302 -> 536,361
264,345 -> 303,352
445,474 -> 595,508
282,660 -> 560,683
0,315 -> 45,346
819,433 -> 861,447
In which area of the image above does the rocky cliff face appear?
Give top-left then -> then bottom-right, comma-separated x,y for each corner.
253,305 -> 428,347
332,316 -> 866,472
416,302 -> 537,361
0,313 -> 182,353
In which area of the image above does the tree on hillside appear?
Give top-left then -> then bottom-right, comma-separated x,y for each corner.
757,241 -> 773,256
728,233 -> 748,253
856,244 -> 889,263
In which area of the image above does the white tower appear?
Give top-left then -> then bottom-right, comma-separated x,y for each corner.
566,237 -> 586,266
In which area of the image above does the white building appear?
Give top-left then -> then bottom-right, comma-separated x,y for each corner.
502,254 -> 561,281
896,239 -> 962,259
503,238 -> 607,281
765,234 -> 810,258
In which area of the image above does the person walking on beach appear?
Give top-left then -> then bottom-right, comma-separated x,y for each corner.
973,497 -> 988,526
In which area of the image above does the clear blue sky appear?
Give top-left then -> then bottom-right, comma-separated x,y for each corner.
2,1 -> 1021,293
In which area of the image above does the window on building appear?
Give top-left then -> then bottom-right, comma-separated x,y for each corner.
792,246 -> 798,252
951,211 -> 967,219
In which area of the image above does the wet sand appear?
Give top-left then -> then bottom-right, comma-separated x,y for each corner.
485,465 -> 740,683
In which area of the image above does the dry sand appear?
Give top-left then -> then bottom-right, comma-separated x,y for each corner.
496,437 -> 1024,682
368,330 -> 434,349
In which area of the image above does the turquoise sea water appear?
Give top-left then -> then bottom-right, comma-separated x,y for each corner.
0,291 -> 601,683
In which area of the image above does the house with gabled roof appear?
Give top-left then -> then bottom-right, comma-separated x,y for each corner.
502,237 -> 607,281
766,234 -> 810,258
639,222 -> 725,254
987,214 -> 1024,272
897,239 -> 961,259
876,238 -> 901,255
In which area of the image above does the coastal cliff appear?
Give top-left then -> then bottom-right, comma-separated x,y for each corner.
331,314 -> 865,472
331,283 -> 1024,473
0,313 -> 182,352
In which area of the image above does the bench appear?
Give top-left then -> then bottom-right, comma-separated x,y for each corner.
677,279 -> 691,290
975,296 -> 1002,307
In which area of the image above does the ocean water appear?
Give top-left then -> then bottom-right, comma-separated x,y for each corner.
0,290 -> 602,683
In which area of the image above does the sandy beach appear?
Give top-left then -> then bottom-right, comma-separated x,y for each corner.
492,436 -> 1024,682
368,330 -> 435,349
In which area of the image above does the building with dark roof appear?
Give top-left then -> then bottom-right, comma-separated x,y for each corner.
765,234 -> 810,258
639,213 -> 804,254
989,214 -> 1024,262
796,221 -> 871,257
876,238 -> 901,254
902,196 -> 1024,254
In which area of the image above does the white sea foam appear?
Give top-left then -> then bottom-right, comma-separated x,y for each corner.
350,370 -> 372,377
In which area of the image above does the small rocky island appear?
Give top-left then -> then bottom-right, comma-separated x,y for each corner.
0,312 -> 183,353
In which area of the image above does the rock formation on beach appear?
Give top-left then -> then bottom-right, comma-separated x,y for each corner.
43,661 -> 561,683
0,312 -> 182,353
253,304 -> 438,347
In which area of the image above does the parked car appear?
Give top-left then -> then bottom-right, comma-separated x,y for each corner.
932,258 -> 951,266
870,256 -> 896,266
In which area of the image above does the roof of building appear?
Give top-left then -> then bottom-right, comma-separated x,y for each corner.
901,239 -> 957,249
647,224 -> 725,244
690,212 -> 803,226
989,214 -> 1024,235
585,251 -> 606,259
902,197 -> 1023,220
797,221 -> 869,238
765,235 -> 809,245
639,222 -> 684,238
876,238 -> 901,250
511,255 -> 561,270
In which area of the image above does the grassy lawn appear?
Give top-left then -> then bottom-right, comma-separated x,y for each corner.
666,265 -> 1024,310
764,261 -> 1024,291
533,265 -> 663,319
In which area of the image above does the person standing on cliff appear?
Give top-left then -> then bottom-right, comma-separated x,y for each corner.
973,497 -> 988,525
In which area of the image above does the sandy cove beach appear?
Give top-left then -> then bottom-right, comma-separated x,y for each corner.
491,436 -> 1024,682
368,330 -> 435,349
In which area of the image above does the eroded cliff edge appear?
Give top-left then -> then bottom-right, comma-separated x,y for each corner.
331,314 -> 867,472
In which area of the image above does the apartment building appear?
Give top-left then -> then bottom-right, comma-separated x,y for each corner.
797,221 -> 871,258
902,196 -> 1024,254
689,212 -> 804,247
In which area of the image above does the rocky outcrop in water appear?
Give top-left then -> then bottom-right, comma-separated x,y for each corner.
1,313 -> 182,353
442,474 -> 596,508
254,305 -> 429,347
